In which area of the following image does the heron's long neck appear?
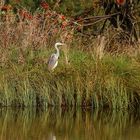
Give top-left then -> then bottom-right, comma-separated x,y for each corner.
55,44 -> 59,57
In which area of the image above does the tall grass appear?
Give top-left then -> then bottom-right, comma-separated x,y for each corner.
0,8 -> 140,109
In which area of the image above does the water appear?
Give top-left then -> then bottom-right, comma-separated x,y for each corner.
0,108 -> 140,140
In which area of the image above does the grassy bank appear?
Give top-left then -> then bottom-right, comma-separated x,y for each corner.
0,9 -> 140,109
1,45 -> 140,109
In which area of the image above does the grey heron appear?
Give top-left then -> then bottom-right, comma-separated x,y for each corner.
47,42 -> 65,71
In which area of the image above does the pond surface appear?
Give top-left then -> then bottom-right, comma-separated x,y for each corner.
0,108 -> 140,140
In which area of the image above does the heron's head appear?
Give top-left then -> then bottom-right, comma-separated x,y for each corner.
55,42 -> 65,47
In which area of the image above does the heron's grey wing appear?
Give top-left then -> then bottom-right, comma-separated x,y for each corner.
47,54 -> 58,70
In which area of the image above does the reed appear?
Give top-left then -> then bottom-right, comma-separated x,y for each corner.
0,9 -> 140,109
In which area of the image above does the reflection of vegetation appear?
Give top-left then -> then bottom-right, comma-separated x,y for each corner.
0,108 -> 140,140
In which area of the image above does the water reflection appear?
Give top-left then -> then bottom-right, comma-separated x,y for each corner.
0,108 -> 140,140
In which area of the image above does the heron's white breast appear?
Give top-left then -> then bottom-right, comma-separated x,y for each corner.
52,61 -> 58,70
